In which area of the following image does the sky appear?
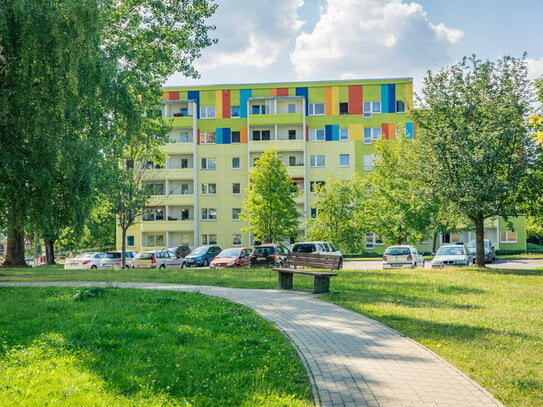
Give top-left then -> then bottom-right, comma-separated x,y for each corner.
165,0 -> 543,95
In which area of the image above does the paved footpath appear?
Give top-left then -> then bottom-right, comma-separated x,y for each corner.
2,282 -> 502,407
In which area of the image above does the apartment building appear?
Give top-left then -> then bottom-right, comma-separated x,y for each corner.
115,78 -> 526,254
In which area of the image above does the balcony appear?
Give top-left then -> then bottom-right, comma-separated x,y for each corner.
147,194 -> 194,206
249,113 -> 304,126
141,220 -> 194,233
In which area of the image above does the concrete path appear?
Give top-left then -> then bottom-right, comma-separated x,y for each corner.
2,282 -> 502,407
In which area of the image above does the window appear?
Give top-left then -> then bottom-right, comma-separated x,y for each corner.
180,132 -> 190,143
231,157 -> 240,169
201,183 -> 216,195
201,158 -> 216,170
252,130 -> 271,141
396,100 -> 405,113
201,208 -> 217,220
289,156 -> 296,166
339,128 -> 349,141
310,208 -> 318,218
363,154 -> 376,171
232,183 -> 241,195
232,208 -> 241,220
309,129 -> 325,141
231,131 -> 240,143
200,106 -> 216,119
202,234 -> 218,245
288,129 -> 297,140
308,103 -> 325,115
146,234 -> 164,247
363,101 -> 381,117
340,154 -> 350,167
310,155 -> 326,168
292,178 -> 304,191
232,234 -> 242,246
365,233 -> 381,249
364,127 -> 382,144
500,230 -> 517,243
145,183 -> 164,195
180,209 -> 190,221
310,181 -> 325,192
339,102 -> 349,114
231,106 -> 240,118
180,183 -> 190,195
181,158 -> 189,169
200,132 -> 216,144
288,104 -> 296,114
127,235 -> 135,247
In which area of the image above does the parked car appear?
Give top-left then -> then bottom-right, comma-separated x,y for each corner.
290,241 -> 343,268
382,245 -> 425,269
431,244 -> 473,268
165,245 -> 191,259
249,243 -> 290,268
209,247 -> 252,268
132,250 -> 183,269
184,245 -> 222,267
99,250 -> 138,269
467,239 -> 496,263
64,252 -> 106,269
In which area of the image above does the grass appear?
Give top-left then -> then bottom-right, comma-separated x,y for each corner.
1,264 -> 542,406
0,285 -> 313,406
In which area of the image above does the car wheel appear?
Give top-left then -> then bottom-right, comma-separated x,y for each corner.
159,264 -> 166,270
90,265 -> 97,270
203,259 -> 209,267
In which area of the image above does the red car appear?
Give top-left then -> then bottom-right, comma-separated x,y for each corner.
209,247 -> 252,268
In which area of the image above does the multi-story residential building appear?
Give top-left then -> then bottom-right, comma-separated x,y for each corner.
116,78 -> 526,254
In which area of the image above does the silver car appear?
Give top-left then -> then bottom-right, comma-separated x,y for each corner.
132,250 -> 184,269
467,240 -> 496,263
431,244 -> 473,268
382,245 -> 425,269
64,252 -> 106,270
99,251 -> 138,269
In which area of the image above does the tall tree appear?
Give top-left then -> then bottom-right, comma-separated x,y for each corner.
241,148 -> 300,243
306,175 -> 369,254
413,55 -> 538,266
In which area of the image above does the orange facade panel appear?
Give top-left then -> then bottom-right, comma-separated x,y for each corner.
240,127 -> 248,144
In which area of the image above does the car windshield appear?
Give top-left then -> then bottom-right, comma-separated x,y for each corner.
217,249 -> 240,258
135,253 -> 154,260
385,247 -> 411,256
105,252 -> 121,259
191,247 -> 208,255
437,246 -> 466,255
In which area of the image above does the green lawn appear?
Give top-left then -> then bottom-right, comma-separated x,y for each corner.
0,285 -> 313,406
1,264 -> 542,406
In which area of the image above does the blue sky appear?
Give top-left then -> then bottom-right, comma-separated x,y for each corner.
165,0 -> 543,93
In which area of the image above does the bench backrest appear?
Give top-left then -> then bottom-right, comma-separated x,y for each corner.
288,252 -> 342,270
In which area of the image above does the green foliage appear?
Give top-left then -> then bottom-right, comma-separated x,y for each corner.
241,149 -> 300,243
413,55 -> 538,266
0,287 -> 312,406
306,175 -> 369,254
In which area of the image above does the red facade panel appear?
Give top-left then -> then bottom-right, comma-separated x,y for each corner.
167,91 -> 180,101
276,88 -> 289,97
348,86 -> 363,114
222,89 -> 231,119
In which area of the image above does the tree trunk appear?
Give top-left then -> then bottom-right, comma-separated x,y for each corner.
44,238 -> 56,265
474,216 -> 486,268
121,226 -> 127,268
2,226 -> 27,267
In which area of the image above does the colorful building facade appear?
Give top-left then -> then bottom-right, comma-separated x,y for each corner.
116,78 -> 526,254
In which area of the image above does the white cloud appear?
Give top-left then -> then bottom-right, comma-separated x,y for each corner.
290,0 -> 464,80
194,0 -> 304,70
527,57 -> 543,79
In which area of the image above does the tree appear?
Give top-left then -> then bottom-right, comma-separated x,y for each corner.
241,149 -> 300,243
305,175 -> 369,254
413,55 -> 538,266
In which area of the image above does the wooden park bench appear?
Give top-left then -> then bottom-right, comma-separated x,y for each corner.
272,252 -> 342,294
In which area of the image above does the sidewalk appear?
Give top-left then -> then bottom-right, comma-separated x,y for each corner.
2,282 -> 503,407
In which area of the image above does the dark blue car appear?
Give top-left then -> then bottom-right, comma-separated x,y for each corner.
184,245 -> 222,267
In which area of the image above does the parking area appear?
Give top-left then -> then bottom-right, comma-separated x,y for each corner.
344,258 -> 543,270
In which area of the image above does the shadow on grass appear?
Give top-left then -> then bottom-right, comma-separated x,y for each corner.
478,268 -> 543,276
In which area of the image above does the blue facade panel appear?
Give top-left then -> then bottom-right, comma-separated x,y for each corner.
388,84 -> 396,113
221,128 -> 231,144
406,122 -> 415,139
296,87 -> 309,116
239,89 -> 252,118
381,85 -> 389,113
188,91 -> 200,119
325,125 -> 333,141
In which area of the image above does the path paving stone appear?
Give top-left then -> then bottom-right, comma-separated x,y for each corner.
1,282 -> 503,406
